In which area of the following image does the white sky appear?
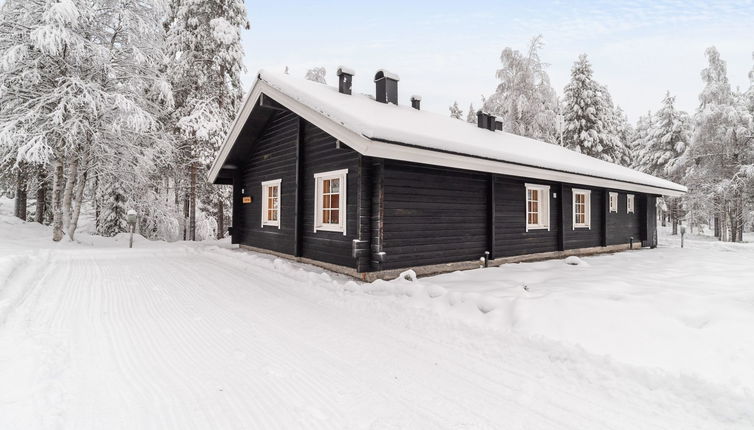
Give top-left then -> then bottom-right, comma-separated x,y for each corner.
240,0 -> 754,122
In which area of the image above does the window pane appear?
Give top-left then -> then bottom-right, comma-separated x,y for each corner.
271,186 -> 278,198
330,209 -> 339,224
330,178 -> 340,193
323,209 -> 330,224
323,194 -> 331,209
331,194 -> 339,209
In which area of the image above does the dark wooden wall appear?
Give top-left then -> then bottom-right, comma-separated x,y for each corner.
561,185 -> 604,250
299,121 -> 360,267
236,110 -> 298,255
379,161 -> 488,270
493,176 -> 560,258
234,110 -> 360,268
606,191 -> 642,246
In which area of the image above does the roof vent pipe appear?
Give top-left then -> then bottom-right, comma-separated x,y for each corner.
410,95 -> 421,110
374,69 -> 399,104
336,66 -> 355,95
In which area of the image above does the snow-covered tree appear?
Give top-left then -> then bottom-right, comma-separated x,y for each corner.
683,47 -> 753,241
449,101 -> 463,119
466,103 -> 476,123
483,35 -> 558,142
98,177 -> 128,237
0,0 -> 172,241
636,92 -> 690,179
165,0 -> 249,241
562,54 -> 621,163
305,66 -> 326,84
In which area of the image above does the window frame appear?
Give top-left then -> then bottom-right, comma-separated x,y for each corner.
572,188 -> 592,229
609,192 -> 618,213
524,183 -> 550,232
313,169 -> 348,235
261,179 -> 282,228
627,194 -> 635,214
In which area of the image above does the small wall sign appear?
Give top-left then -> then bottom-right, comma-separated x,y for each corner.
242,196 -> 252,204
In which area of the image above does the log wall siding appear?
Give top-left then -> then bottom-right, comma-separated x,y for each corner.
230,107 -> 658,273
235,111 -> 360,268
237,110 -> 298,255
493,176 -> 560,258
379,161 -> 488,270
562,185 -> 604,250
606,191 -> 642,246
299,121 -> 361,267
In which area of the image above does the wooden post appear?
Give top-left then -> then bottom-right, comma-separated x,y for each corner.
601,189 -> 608,247
293,117 -> 305,257
557,184 -> 566,251
487,173 -> 496,260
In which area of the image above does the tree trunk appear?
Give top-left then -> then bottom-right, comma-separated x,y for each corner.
217,199 -> 224,239
671,217 -> 678,235
51,159 -> 65,241
67,158 -> 89,241
61,158 -> 78,234
660,209 -> 667,227
14,167 -> 28,221
35,168 -> 47,224
189,163 -> 197,241
714,215 -> 721,238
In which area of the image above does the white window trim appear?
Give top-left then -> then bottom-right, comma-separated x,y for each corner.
609,192 -> 618,213
524,183 -> 550,232
627,194 -> 635,214
572,188 -> 592,229
314,169 -> 348,235
261,179 -> 282,228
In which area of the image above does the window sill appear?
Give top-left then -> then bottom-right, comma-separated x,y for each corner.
262,223 -> 280,228
526,225 -> 549,231
573,225 -> 591,229
315,225 -> 345,233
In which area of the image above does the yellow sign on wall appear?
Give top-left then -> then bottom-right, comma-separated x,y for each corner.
242,196 -> 252,204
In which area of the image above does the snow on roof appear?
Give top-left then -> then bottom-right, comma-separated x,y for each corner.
374,69 -> 400,81
336,65 -> 355,76
257,71 -> 686,194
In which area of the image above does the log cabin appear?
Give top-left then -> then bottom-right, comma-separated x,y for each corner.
208,68 -> 686,280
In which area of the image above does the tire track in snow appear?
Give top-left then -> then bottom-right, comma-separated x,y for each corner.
1,246 -> 747,430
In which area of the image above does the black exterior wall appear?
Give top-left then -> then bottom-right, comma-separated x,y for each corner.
229,103 -> 660,274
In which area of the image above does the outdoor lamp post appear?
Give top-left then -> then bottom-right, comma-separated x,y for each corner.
680,225 -> 686,248
127,209 -> 137,248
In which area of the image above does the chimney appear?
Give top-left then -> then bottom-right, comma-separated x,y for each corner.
374,69 -> 399,104
336,66 -> 355,95
410,95 -> 421,110
476,111 -> 498,131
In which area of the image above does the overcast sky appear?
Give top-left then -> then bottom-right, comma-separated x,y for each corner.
240,0 -> 753,122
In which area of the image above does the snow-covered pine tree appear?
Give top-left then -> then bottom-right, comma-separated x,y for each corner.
639,92 -> 691,233
165,0 -> 249,241
98,178 -> 129,237
637,92 -> 690,179
683,47 -> 753,241
562,54 -> 612,161
466,103 -> 476,123
305,67 -> 326,84
483,35 -> 558,143
612,105 -> 634,167
598,88 -> 631,166
630,111 -> 653,170
449,101 -> 463,119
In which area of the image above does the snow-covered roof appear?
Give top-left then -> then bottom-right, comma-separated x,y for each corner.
210,70 -> 686,196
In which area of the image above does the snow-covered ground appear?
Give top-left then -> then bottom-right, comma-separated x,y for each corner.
1,197 -> 752,429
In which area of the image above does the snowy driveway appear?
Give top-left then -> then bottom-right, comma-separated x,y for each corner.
0,242 -> 751,429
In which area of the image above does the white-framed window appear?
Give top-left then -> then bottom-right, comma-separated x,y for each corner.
525,183 -> 550,231
261,179 -> 281,228
609,192 -> 618,213
627,194 -> 635,214
572,189 -> 591,229
314,169 -> 347,235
